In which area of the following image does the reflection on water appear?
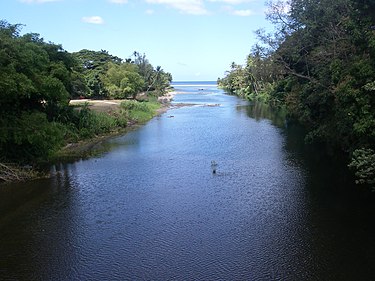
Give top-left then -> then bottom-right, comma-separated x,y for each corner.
238,101 -> 288,128
0,87 -> 374,280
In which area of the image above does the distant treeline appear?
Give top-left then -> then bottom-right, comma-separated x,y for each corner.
0,20 -> 172,165
218,0 -> 375,189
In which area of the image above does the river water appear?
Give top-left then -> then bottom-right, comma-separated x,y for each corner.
1,82 -> 374,280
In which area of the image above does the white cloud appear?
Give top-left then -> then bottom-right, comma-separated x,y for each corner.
143,0 -> 260,16
145,0 -> 208,15
232,9 -> 254,16
82,16 -> 104,24
221,5 -> 255,16
145,9 -> 155,14
108,0 -> 128,4
19,0 -> 60,3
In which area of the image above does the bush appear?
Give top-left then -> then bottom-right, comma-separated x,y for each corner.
0,100 -> 159,164
120,100 -> 160,123
0,112 -> 65,163
348,148 -> 375,190
74,104 -> 127,139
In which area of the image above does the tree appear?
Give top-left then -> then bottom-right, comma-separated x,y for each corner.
147,66 -> 172,94
102,62 -> 145,99
132,52 -> 172,94
133,51 -> 153,90
0,21 -> 74,118
72,49 -> 122,98
0,21 -> 76,162
0,20 -> 173,164
219,0 -> 375,187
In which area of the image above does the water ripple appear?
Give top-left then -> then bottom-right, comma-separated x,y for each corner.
1,91 -> 374,280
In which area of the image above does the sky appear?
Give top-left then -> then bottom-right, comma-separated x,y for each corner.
1,0 -> 273,81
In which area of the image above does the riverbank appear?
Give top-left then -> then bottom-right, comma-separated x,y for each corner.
69,91 -> 177,115
0,92 -> 178,184
58,91 -> 178,159
0,90 -> 211,184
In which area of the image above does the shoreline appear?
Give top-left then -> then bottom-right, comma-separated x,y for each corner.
1,91 -> 183,184
57,91 -> 179,161
156,91 -> 176,114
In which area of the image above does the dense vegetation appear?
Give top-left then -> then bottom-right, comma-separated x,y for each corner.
73,49 -> 171,99
0,20 -> 172,171
218,0 -> 375,189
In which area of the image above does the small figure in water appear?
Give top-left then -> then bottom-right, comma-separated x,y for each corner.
211,160 -> 218,174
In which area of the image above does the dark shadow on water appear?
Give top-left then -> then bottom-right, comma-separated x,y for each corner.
237,101 -> 288,128
239,101 -> 375,280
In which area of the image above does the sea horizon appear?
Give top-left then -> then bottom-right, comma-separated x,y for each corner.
171,81 -> 217,87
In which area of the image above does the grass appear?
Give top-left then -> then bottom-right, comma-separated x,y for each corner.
54,99 -> 161,162
120,100 -> 160,123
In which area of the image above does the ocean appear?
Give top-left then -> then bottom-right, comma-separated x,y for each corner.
171,81 -> 218,93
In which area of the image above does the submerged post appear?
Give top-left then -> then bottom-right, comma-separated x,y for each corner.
211,160 -> 218,174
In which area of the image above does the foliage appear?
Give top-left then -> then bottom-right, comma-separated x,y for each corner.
218,53 -> 282,103
218,0 -> 375,188
0,20 -> 171,166
102,62 -> 144,99
0,21 -> 73,118
72,49 -> 123,98
0,21 -> 74,162
0,112 -> 65,162
73,50 -> 173,99
120,100 -> 160,123
133,52 -> 173,95
348,148 -> 375,189
218,62 -> 249,97
71,104 -> 127,139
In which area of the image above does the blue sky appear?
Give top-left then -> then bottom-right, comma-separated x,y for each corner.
1,0 -> 272,81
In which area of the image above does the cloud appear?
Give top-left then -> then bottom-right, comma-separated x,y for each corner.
232,9 -> 254,16
82,16 -> 104,24
108,0 -> 128,4
19,0 -> 60,3
145,0 -> 208,15
220,5 -> 255,16
143,0 -> 259,16
145,9 -> 155,14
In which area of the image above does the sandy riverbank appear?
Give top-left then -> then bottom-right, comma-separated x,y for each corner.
69,91 -> 179,115
60,92 -> 179,159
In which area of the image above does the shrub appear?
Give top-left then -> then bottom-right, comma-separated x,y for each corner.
348,148 -> 375,190
120,100 -> 160,123
75,104 -> 127,139
0,112 -> 65,163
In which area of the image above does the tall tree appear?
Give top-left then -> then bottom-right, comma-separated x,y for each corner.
72,49 -> 123,98
219,0 -> 375,187
102,62 -> 144,99
0,21 -> 77,162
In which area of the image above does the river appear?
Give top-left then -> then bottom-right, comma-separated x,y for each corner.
1,82 -> 374,280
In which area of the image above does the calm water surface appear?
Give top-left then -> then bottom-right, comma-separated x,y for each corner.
1,82 -> 374,280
